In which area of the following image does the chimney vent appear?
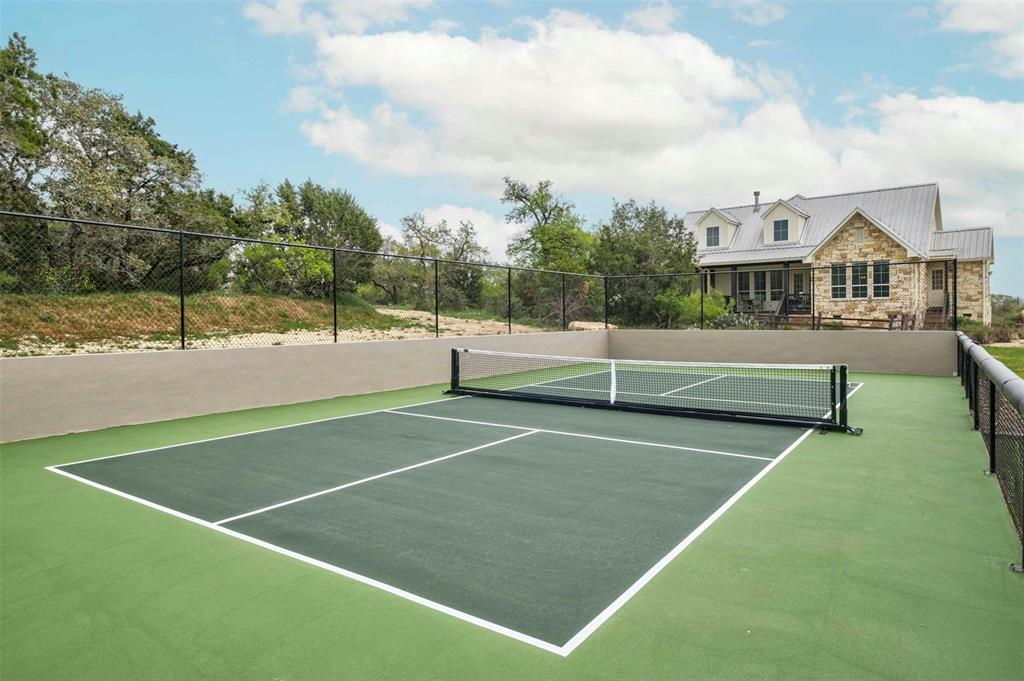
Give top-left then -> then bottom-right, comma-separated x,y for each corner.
753,191 -> 761,212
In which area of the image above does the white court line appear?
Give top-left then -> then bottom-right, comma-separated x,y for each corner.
213,430 -> 538,525
385,409 -> 773,462
46,381 -> 864,657
558,379 -> 865,656
52,395 -> 467,468
45,464 -> 565,656
658,374 -> 726,396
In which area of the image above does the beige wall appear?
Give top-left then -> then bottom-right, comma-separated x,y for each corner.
2,327 -> 959,443
608,329 -> 955,376
0,331 -> 607,443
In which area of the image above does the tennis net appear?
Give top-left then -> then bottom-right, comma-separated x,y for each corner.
448,348 -> 860,433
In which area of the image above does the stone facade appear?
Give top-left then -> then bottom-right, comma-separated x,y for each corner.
808,215 -> 928,325
699,211 -> 992,328
954,260 -> 992,324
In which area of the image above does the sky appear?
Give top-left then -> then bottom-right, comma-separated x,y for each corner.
4,0 -> 1023,295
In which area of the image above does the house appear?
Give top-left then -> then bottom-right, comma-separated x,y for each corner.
690,183 -> 994,327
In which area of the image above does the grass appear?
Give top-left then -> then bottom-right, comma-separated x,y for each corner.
1,374 -> 1022,680
984,345 -> 1024,378
0,291 -> 429,350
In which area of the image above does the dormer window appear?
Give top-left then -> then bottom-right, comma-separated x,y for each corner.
773,219 -> 789,242
706,226 -> 720,247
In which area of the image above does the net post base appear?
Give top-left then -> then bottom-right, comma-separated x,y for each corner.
1011,563 -> 1024,574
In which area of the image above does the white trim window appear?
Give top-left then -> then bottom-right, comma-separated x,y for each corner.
737,271 -> 750,299
873,261 -> 890,298
931,269 -> 945,290
773,219 -> 789,241
706,226 -> 720,247
851,262 -> 868,299
769,270 -> 783,301
753,271 -> 767,301
831,264 -> 847,299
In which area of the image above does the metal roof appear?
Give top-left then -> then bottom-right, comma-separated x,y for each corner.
929,227 -> 994,262
693,183 -> 949,266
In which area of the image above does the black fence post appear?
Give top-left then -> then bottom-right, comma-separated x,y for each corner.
561,273 -> 567,331
332,249 -> 338,343
972,359 -> 980,431
434,259 -> 440,338
988,377 -> 997,474
952,259 -> 958,329
699,272 -> 705,330
603,276 -> 609,329
507,267 -> 512,334
178,231 -> 186,350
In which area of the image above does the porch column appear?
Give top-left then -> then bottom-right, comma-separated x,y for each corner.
730,266 -> 738,305
782,262 -> 790,315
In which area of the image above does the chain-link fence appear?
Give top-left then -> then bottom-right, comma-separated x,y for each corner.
957,333 -> 1024,572
1,211 -> 973,356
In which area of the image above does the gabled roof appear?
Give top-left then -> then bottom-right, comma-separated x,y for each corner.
760,198 -> 810,220
694,206 -> 741,226
691,183 -> 943,266
929,227 -> 994,262
804,207 -> 924,261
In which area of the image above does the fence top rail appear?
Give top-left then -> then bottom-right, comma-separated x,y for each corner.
1,209 -> 957,280
957,332 -> 1024,411
0,210 -> 586,277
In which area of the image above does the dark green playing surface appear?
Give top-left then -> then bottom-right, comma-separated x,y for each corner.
56,395 -> 810,647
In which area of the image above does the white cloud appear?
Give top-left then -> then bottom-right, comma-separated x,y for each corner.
748,38 -> 782,48
624,2 -> 681,34
258,7 -> 1023,239
712,0 -> 788,26
421,205 -> 514,261
937,0 -> 1024,78
282,85 -> 323,112
377,221 -> 403,242
429,18 -> 459,34
244,0 -> 432,36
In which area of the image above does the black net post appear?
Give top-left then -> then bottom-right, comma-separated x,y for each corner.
830,366 -> 838,427
561,273 -> 567,331
178,231 -> 186,350
839,365 -> 849,429
449,348 -> 460,391
434,258 -> 440,338
332,249 -> 338,343
507,267 -> 512,334
603,275 -> 609,329
946,258 -> 954,329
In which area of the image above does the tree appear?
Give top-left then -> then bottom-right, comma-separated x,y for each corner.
502,177 -> 592,273
363,212 -> 491,312
592,199 -> 700,328
233,180 -> 383,298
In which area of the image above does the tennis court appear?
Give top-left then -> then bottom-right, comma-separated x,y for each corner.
49,352 -> 861,656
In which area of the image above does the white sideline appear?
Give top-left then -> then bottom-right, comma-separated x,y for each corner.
558,379 -> 865,655
658,374 -> 726,396
54,395 -> 468,468
213,430 -> 539,525
45,464 -> 565,656
385,409 -> 774,462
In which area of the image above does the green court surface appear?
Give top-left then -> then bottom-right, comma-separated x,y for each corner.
2,375 -> 1023,680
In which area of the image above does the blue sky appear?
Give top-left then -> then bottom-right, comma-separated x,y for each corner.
5,0 -> 1022,295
